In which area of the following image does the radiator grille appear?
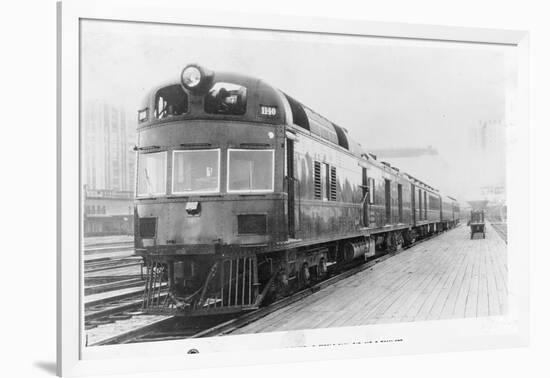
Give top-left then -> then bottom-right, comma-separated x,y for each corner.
238,214 -> 267,235
139,217 -> 157,238
314,161 -> 321,199
330,166 -> 337,201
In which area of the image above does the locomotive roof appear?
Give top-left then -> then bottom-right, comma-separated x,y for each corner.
141,66 -> 457,203
142,70 -> 365,153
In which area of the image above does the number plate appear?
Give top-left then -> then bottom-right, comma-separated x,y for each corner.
259,105 -> 277,117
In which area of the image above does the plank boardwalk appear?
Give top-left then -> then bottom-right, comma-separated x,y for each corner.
233,223 -> 507,335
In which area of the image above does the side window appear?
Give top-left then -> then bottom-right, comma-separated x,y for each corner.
429,195 -> 440,210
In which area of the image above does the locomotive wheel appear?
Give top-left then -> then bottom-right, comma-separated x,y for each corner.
317,258 -> 328,279
300,263 -> 311,286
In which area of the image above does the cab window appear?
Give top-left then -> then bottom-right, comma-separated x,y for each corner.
204,82 -> 247,115
155,85 -> 188,119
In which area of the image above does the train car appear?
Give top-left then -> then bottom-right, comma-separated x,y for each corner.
134,64 -> 459,316
453,200 -> 461,225
445,196 -> 461,229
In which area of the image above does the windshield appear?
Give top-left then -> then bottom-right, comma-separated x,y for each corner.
172,150 -> 220,194
228,149 -> 274,192
137,152 -> 167,197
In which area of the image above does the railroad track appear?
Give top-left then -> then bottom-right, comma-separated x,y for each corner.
84,237 -> 140,275
83,239 -> 150,331
85,298 -> 144,330
85,238 -> 133,246
84,241 -> 134,254
88,230 -> 442,346
85,256 -> 143,273
85,274 -> 144,286
85,276 -> 145,296
85,285 -> 167,330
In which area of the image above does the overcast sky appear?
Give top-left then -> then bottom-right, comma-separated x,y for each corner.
81,19 -> 518,202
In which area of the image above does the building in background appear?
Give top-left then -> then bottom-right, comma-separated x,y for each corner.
83,100 -> 136,191
83,188 -> 134,236
82,101 -> 136,236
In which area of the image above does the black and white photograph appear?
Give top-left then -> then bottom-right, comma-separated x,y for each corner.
80,18 -> 515,346
48,1 -> 536,376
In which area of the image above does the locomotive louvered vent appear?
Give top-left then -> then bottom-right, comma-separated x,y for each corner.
238,214 -> 267,235
330,166 -> 337,201
139,217 -> 157,238
314,161 -> 322,199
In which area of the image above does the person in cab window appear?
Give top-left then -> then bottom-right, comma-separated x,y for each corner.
216,88 -> 230,112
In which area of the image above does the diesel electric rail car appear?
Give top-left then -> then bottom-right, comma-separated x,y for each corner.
134,64 -> 460,316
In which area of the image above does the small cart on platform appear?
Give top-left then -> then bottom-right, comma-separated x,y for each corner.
468,210 -> 486,239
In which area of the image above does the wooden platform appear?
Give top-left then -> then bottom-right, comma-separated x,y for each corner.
234,223 -> 507,335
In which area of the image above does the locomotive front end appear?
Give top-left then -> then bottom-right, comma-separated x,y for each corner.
134,65 -> 288,316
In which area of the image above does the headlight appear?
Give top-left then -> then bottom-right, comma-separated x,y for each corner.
181,65 -> 202,89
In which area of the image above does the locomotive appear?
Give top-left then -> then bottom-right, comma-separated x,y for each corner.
134,64 -> 460,316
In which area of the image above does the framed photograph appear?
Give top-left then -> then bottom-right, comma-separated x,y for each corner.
57,1 -> 529,376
